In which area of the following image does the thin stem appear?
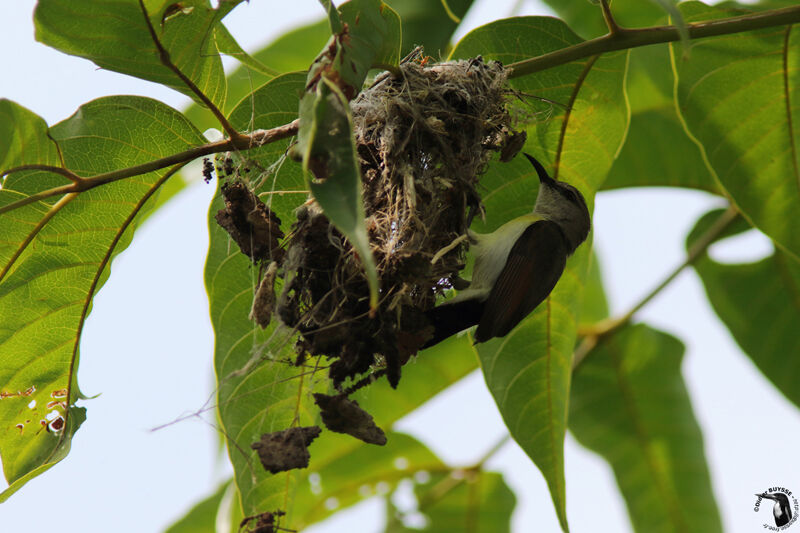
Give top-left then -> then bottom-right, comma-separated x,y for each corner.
440,0 -> 461,24
0,120 -> 300,217
473,434 -> 511,469
600,0 -> 623,35
137,0 -> 243,141
0,193 -> 78,283
508,5 -> 800,78
1,164 -> 83,184
573,206 -> 740,369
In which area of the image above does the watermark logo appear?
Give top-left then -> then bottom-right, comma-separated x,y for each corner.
755,487 -> 799,530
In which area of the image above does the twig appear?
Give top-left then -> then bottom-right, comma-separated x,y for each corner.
137,0 -> 243,142
411,433 -> 510,513
572,205 -> 740,369
600,0 -> 623,36
0,120 -> 300,217
508,5 -> 800,78
1,164 -> 83,184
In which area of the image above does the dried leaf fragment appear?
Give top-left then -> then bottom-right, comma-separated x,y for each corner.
239,510 -> 286,533
250,261 -> 279,328
251,426 -> 321,474
215,181 -> 285,264
313,393 -> 387,445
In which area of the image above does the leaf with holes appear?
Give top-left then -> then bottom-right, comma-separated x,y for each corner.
570,324 -> 722,533
35,0 -> 227,108
0,96 -> 205,500
672,1 -> 800,260
451,16 -> 630,531
688,208 -> 800,409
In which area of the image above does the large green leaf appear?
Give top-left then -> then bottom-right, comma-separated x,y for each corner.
35,0 -> 226,109
672,1 -> 800,260
688,208 -> 800,409
205,73 -> 316,518
602,107 -> 717,192
183,19 -> 331,133
540,0 -> 664,39
579,250 -> 610,325
570,324 -> 722,533
386,0 -> 473,56
450,17 -> 630,531
601,29 -> 719,192
0,96 -> 205,499
293,0 -> 402,308
385,471 -> 516,533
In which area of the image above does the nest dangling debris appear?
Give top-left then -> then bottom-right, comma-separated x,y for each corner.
276,54 -> 520,389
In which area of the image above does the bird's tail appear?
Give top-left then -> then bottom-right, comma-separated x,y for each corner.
423,299 -> 484,348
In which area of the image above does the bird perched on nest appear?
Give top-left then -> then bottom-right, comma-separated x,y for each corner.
424,153 -> 591,347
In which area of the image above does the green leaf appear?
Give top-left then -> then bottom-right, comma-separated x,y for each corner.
540,0 -> 663,39
213,22 -> 278,78
205,74 -> 317,518
297,78 -> 380,309
386,0 -> 474,56
35,0 -> 226,109
602,107 -> 717,191
183,19 -> 331,133
340,0 -> 402,69
292,431 -> 444,528
292,0 -> 402,308
601,25 -> 719,192
672,1 -> 800,260
385,471 -> 516,533
580,250 -> 610,325
451,17 -> 630,531
570,324 -> 722,533
0,96 -> 204,497
226,72 -> 309,223
164,481 -> 232,533
354,336 -> 478,429
687,208 -> 800,410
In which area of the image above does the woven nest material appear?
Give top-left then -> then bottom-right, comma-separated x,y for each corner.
274,55 -> 518,389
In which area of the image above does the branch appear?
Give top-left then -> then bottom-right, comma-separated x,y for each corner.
508,5 -> 800,78
572,205 -> 740,369
0,120 -> 299,216
137,0 -> 243,142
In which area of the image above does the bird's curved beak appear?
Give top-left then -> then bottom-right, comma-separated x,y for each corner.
523,153 -> 556,186
757,493 -> 777,501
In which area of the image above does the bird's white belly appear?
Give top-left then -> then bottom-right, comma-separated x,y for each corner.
448,214 -> 541,304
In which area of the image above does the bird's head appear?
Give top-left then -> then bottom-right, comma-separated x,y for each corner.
758,492 -> 791,506
524,153 -> 591,253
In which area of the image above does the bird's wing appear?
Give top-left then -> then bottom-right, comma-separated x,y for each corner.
475,220 -> 568,343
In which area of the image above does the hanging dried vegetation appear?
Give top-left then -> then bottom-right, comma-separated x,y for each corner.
218,54 -> 523,398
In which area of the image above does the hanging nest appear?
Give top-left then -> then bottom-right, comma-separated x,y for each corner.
273,54 -> 521,389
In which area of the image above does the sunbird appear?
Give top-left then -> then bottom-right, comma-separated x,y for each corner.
424,153 -> 591,346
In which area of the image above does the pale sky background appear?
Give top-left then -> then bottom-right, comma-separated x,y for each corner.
2,1 -> 799,532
